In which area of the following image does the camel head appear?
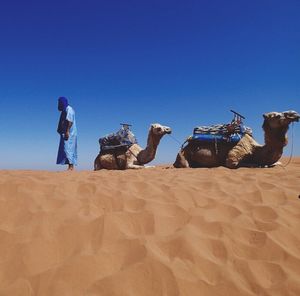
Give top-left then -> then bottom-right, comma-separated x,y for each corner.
136,123 -> 172,165
150,123 -> 172,137
263,110 -> 300,129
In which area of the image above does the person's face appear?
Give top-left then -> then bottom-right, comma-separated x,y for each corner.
58,100 -> 63,111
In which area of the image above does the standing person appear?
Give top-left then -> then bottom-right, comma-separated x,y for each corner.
56,97 -> 78,170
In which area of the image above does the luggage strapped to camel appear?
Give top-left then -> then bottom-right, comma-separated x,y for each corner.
99,123 -> 137,152
183,110 -> 253,148
98,124 -> 138,169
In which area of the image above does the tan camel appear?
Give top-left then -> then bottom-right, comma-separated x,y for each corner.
94,123 -> 172,170
174,110 -> 299,169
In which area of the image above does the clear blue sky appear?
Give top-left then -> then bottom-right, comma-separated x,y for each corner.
0,0 -> 299,170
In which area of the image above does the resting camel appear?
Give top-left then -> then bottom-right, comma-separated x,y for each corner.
174,110 -> 299,169
94,123 -> 172,170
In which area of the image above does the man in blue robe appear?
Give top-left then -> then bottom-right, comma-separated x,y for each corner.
56,97 -> 78,170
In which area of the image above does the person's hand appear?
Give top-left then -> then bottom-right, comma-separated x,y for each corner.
64,131 -> 70,141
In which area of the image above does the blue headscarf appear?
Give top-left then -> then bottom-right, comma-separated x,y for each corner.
58,97 -> 69,112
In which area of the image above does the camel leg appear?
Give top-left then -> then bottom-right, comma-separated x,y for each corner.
94,154 -> 103,171
173,150 -> 190,168
226,134 -> 258,168
126,163 -> 145,169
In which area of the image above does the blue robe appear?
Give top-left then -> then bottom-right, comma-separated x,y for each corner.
56,106 -> 78,165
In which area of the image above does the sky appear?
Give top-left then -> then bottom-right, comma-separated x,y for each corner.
0,0 -> 299,170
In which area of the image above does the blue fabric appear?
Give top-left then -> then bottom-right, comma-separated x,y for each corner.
58,97 -> 69,111
192,133 -> 242,143
192,122 -> 252,144
57,111 -> 67,135
56,105 -> 78,165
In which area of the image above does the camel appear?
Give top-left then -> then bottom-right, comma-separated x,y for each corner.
173,110 -> 299,169
94,123 -> 172,170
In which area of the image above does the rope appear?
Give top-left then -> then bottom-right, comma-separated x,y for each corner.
279,122 -> 294,168
167,134 -> 183,146
214,138 -> 218,155
128,147 -> 139,159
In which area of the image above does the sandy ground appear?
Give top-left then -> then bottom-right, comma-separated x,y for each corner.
0,159 -> 300,296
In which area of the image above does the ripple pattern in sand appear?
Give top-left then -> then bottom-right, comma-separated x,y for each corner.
0,164 -> 300,296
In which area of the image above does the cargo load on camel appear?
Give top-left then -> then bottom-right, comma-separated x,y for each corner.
99,123 -> 137,152
189,110 -> 252,145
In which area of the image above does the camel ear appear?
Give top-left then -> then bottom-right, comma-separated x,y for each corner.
263,113 -> 272,119
150,124 -> 156,131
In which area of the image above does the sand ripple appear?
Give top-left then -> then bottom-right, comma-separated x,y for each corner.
0,160 -> 300,295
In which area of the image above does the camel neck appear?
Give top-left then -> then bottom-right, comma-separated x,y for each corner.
264,125 -> 288,149
137,131 -> 161,164
255,125 -> 289,165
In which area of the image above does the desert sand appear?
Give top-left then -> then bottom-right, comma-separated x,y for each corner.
0,159 -> 300,296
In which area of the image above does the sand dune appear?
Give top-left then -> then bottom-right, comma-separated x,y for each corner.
0,159 -> 300,295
